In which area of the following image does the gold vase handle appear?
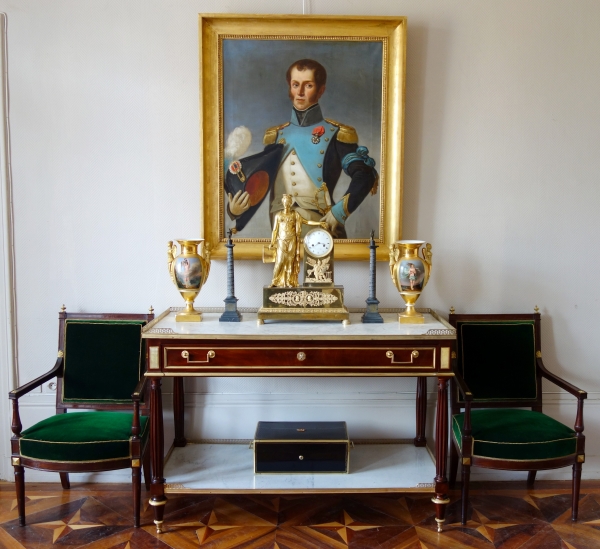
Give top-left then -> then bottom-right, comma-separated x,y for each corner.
167,241 -> 177,284
421,243 -> 433,267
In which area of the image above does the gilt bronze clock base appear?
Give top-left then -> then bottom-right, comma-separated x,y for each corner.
257,286 -> 350,324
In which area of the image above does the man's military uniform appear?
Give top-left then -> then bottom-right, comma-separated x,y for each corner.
264,103 -> 378,238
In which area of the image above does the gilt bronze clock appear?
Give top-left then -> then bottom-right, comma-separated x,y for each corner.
303,227 -> 334,287
257,205 -> 349,324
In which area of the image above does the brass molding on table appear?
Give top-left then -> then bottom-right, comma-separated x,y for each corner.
145,371 -> 455,377
440,347 -> 451,370
149,346 -> 160,369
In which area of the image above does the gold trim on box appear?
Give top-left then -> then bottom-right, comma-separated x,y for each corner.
253,441 -> 350,474
199,14 -> 406,261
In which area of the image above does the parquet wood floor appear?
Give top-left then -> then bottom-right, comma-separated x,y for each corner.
1,480 -> 600,548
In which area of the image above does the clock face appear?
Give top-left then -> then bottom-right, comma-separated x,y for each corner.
304,228 -> 334,258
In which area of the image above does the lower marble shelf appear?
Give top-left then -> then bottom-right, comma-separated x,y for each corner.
163,442 -> 437,494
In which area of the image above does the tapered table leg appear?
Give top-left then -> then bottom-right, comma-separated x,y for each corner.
414,377 -> 427,446
149,377 -> 167,533
173,377 -> 187,447
432,376 -> 450,532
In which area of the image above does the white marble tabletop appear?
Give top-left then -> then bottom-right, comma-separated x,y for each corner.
143,308 -> 455,341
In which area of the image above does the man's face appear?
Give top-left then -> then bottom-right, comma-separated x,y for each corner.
289,67 -> 325,111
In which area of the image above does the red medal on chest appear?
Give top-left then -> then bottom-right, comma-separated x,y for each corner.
311,125 -> 325,144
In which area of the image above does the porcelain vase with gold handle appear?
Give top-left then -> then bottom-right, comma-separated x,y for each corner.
389,240 -> 432,324
167,239 -> 211,322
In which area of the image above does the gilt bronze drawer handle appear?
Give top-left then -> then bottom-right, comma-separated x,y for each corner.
386,350 -> 419,363
181,350 -> 216,363
297,352 -> 306,361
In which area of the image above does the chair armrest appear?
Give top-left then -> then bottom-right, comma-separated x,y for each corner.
130,375 -> 150,439
451,367 -> 473,402
9,356 -> 63,438
131,374 -> 148,402
537,358 -> 587,400
9,356 -> 64,401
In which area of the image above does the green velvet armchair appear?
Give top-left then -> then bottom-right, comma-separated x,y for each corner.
448,311 -> 586,525
9,308 -> 154,528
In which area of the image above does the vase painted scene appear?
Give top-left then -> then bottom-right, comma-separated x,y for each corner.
174,257 -> 202,290
400,260 -> 425,292
222,39 -> 383,240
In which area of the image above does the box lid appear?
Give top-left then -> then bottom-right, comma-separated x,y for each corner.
255,421 -> 348,442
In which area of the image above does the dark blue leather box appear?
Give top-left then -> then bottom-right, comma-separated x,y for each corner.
253,421 -> 350,474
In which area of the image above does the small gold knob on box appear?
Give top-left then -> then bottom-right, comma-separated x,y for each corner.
297,352 -> 306,361
299,455 -> 304,460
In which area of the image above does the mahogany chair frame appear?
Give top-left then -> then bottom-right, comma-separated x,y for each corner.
9,309 -> 154,527
448,312 -> 586,524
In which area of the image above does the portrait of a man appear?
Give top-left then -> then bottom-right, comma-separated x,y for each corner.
222,40 -> 383,240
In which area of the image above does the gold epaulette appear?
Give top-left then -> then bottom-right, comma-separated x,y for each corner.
325,118 -> 358,144
263,122 -> 290,145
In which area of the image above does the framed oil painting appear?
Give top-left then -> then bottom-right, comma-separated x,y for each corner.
199,14 -> 406,260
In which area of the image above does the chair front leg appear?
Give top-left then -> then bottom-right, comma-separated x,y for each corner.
449,440 -> 459,489
14,465 -> 25,526
461,461 -> 471,525
132,465 -> 141,527
527,470 -> 537,487
572,462 -> 582,521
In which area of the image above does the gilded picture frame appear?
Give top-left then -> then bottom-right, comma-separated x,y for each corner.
199,14 -> 406,260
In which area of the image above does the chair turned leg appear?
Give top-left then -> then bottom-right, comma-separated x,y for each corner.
461,464 -> 471,525
449,442 -> 459,489
59,472 -> 70,489
527,470 -> 537,487
142,446 -> 151,491
132,466 -> 141,527
572,462 -> 582,521
14,465 -> 25,526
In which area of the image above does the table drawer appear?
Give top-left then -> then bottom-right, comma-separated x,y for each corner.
162,345 -> 437,373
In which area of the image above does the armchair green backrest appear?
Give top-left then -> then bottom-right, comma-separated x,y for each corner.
448,312 -> 586,526
61,320 -> 146,403
9,309 -> 154,529
455,321 -> 538,402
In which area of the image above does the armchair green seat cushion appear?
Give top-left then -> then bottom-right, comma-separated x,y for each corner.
452,409 -> 577,461
19,412 -> 149,463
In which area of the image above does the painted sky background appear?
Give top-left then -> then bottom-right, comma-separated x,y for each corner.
222,39 -> 383,239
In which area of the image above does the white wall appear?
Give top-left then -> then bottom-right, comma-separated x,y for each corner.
1,0 -> 599,483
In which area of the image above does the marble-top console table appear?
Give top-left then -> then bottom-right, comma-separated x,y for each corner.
142,308 -> 456,533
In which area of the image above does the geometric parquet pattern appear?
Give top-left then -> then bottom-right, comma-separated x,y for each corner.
1,481 -> 600,548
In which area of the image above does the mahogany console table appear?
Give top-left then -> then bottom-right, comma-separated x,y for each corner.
142,308 -> 456,533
